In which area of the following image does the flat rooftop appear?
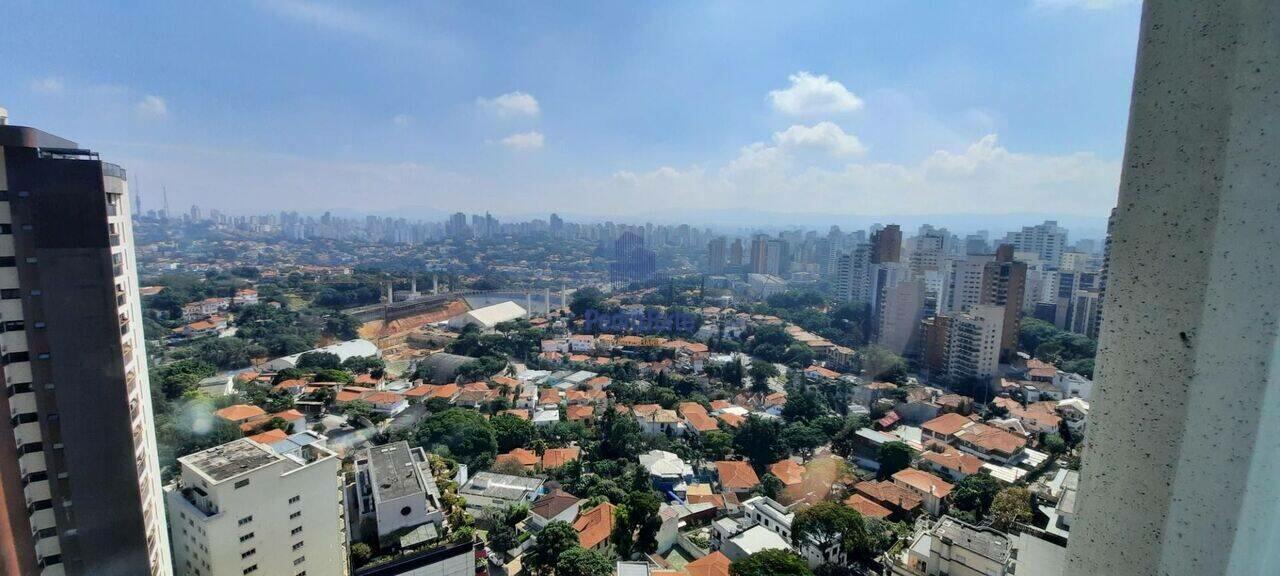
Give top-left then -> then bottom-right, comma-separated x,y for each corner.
935,517 -> 1012,563
367,442 -> 425,502
182,439 -> 280,482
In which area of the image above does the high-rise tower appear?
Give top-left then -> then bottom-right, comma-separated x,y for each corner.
0,119 -> 170,575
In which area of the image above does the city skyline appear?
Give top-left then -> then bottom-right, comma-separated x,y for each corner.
3,1 -> 1139,220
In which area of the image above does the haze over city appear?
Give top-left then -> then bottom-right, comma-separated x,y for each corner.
3,0 -> 1139,224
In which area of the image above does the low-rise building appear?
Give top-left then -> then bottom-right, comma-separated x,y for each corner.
166,436 -> 346,576
458,472 -> 545,515
352,442 -> 444,547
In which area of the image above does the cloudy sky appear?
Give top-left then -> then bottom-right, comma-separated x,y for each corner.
2,0 -> 1141,223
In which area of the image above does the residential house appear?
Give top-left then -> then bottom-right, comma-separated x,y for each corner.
574,502 -> 616,554
529,490 -> 582,530
638,450 -> 694,494
715,461 -> 761,495
892,469 -> 954,516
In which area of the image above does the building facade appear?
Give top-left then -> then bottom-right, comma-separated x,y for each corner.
166,435 -> 346,576
0,119 -> 170,575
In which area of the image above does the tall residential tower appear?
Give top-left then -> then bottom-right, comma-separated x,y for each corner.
0,117 -> 170,574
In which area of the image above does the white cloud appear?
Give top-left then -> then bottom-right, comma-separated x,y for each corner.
768,71 -> 864,116
773,122 -> 867,156
1031,0 -> 1138,10
256,0 -> 385,38
725,122 -> 866,174
135,95 -> 169,118
500,131 -> 545,150
478,91 -> 541,117
392,114 -> 412,127
29,77 -> 65,95
586,133 -> 1118,217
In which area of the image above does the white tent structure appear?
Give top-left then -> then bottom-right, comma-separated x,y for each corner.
447,301 -> 527,331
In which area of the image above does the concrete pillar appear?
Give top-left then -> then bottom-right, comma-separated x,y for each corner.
1065,2 -> 1280,576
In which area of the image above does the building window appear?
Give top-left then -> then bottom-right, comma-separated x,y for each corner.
288,495 -> 300,504
0,289 -> 19,300
289,511 -> 301,519
293,557 -> 305,566
291,526 -> 302,535
240,549 -> 255,559
292,541 -> 304,551
238,532 -> 254,542
238,516 -> 252,526
242,566 -> 257,575
0,257 -> 14,267
234,479 -> 250,489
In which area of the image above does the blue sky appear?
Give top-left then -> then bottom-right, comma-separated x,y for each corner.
2,0 -> 1141,223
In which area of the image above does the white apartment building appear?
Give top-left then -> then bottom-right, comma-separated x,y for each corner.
714,496 -> 843,569
352,442 -> 444,547
946,305 -> 1004,383
166,434 -> 346,576
1003,220 -> 1068,267
945,255 -> 991,312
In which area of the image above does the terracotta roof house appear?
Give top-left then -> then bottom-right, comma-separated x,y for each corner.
501,408 -> 532,421
922,412 -> 975,442
892,468 -> 955,517
215,404 -> 266,424
920,445 -> 985,482
574,502 -> 617,551
843,494 -> 894,520
684,551 -> 732,576
530,490 -> 582,528
566,405 -> 595,423
715,461 -> 761,493
769,460 -> 805,487
854,480 -> 924,519
541,447 -> 581,470
716,412 -> 745,428
247,428 -> 288,445
494,448 -> 540,471
954,423 -> 1028,463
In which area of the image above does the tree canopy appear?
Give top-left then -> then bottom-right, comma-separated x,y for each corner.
729,549 -> 813,576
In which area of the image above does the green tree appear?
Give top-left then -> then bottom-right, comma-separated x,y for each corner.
555,547 -> 614,576
342,400 -> 374,424
699,430 -> 734,461
990,487 -> 1034,531
597,406 -> 646,461
782,423 -> 826,460
951,473 -> 1002,519
296,351 -> 341,370
613,490 -> 662,558
749,362 -> 780,393
875,441 -> 914,479
414,408 -> 498,469
152,359 -> 217,400
733,416 -> 788,468
860,345 -> 908,384
730,549 -> 813,576
570,287 -> 606,317
830,415 -> 873,458
492,412 -> 536,452
1042,433 -> 1067,456
324,312 -> 362,340
349,542 -> 373,568
791,501 -> 871,561
528,520 -> 579,575
782,389 -> 828,422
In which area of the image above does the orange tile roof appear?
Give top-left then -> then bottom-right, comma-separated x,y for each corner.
573,502 -> 616,549
715,461 -> 761,490
462,381 -> 490,392
843,494 -> 893,520
495,448 -> 539,468
502,408 -> 532,421
685,552 -> 731,576
632,403 -> 661,417
490,375 -> 520,388
541,447 -> 581,469
955,423 -> 1028,456
539,389 -> 562,405
716,413 -> 745,428
893,468 -> 954,499
247,428 -> 288,445
921,446 -> 985,476
679,402 -> 708,417
710,400 -> 733,411
922,412 -> 974,437
272,379 -> 307,392
685,411 -> 719,433
361,391 -> 404,406
335,390 -> 363,403
855,480 -> 923,512
215,404 -> 266,422
586,376 -> 612,388
566,405 -> 595,422
272,409 -> 305,422
769,460 -> 805,486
